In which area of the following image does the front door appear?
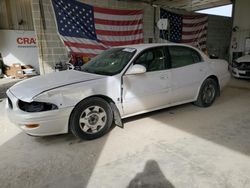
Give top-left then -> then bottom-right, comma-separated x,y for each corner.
122,47 -> 172,116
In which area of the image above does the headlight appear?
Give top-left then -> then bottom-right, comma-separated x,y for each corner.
18,100 -> 58,112
232,61 -> 241,68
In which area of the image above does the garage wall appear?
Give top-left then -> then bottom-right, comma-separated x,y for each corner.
31,0 -> 233,74
207,15 -> 232,60
0,1 -> 9,29
0,30 -> 39,72
0,0 -> 34,30
231,0 -> 250,60
31,0 -> 156,74
31,0 -> 67,74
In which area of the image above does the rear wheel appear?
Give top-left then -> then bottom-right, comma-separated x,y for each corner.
69,97 -> 113,140
195,78 -> 218,107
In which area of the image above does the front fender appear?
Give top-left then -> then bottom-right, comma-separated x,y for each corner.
34,87 -> 95,109
33,76 -> 122,112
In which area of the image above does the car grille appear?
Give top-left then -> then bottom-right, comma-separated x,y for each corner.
238,62 -> 250,70
8,97 -> 13,109
239,71 -> 250,77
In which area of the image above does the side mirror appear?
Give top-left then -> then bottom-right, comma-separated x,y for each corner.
126,64 -> 146,75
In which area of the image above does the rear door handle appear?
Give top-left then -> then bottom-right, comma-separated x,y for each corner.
160,75 -> 168,79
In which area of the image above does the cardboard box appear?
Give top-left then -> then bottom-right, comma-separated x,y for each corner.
4,66 -> 14,77
13,63 -> 22,69
10,63 -> 22,77
15,69 -> 24,79
21,65 -> 33,69
4,63 -> 37,78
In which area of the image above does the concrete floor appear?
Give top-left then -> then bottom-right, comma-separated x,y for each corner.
0,78 -> 250,188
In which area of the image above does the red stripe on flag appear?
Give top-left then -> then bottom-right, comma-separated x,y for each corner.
198,41 -> 206,46
64,41 -> 107,50
94,7 -> 143,15
182,20 -> 208,27
182,28 -> 207,35
183,15 -> 207,19
96,29 -> 143,36
94,18 -> 143,26
182,34 -> 207,43
100,38 -> 143,46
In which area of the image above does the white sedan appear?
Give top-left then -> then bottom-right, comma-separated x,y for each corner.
229,54 -> 250,79
6,43 -> 230,140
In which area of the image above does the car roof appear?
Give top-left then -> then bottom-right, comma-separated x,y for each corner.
119,42 -> 199,51
116,42 -> 209,61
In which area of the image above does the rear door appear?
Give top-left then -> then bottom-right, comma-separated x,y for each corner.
122,47 -> 172,116
168,45 -> 207,104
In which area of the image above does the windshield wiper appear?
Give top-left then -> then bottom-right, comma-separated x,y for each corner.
82,68 -> 112,76
82,67 -> 92,73
92,70 -> 113,76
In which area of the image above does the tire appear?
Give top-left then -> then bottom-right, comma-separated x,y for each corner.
69,97 -> 113,140
194,78 -> 218,107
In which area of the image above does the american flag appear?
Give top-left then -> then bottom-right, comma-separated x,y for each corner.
160,9 -> 208,50
51,0 -> 143,58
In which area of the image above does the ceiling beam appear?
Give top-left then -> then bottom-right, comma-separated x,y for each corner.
152,0 -> 231,11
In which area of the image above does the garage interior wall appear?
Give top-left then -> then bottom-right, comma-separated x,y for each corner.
31,0 -> 156,74
31,0 -> 233,74
207,15 -> 232,60
0,0 -> 34,30
231,0 -> 250,59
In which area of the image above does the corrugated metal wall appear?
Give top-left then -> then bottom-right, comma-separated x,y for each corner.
0,0 -> 34,30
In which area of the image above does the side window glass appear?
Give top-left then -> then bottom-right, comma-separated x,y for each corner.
169,46 -> 202,68
134,51 -> 150,70
191,50 -> 202,63
147,48 -> 166,72
134,47 -> 166,72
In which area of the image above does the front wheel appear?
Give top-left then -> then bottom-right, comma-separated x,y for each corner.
69,97 -> 113,140
194,78 -> 218,107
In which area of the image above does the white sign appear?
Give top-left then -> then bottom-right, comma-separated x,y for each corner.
0,30 -> 39,73
157,19 -> 168,30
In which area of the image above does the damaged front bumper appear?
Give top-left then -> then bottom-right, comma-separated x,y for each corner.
6,90 -> 74,136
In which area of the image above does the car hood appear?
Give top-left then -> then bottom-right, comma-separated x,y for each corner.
9,70 -> 106,102
236,55 -> 250,63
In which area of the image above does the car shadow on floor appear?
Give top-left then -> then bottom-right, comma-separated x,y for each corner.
0,131 -> 110,188
123,85 -> 250,156
127,160 -> 175,188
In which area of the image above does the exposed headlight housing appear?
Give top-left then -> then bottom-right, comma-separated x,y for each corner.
18,100 -> 58,112
232,61 -> 241,68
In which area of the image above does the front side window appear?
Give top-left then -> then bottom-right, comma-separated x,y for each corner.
134,47 -> 166,72
169,46 -> 202,69
82,48 -> 136,76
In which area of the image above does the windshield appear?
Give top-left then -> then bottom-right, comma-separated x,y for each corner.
81,48 -> 136,76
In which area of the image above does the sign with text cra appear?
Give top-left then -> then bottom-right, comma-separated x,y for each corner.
16,37 -> 37,48
0,30 -> 39,72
